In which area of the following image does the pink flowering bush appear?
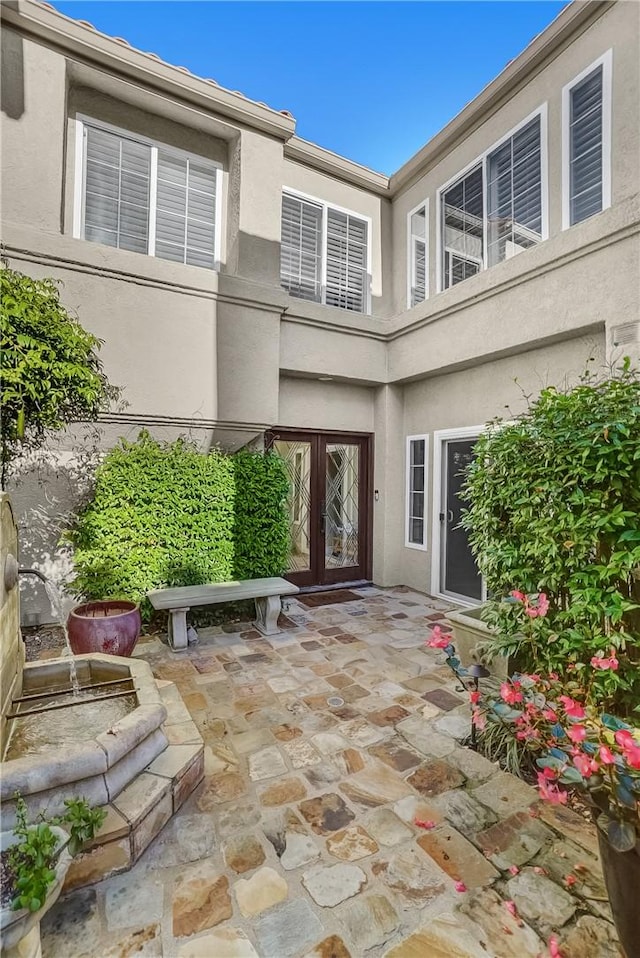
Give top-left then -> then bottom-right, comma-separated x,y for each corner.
459,369 -> 640,717
429,603 -> 640,852
473,668 -> 640,851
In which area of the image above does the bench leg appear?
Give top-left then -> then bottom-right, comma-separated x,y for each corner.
168,608 -> 190,651
254,595 -> 282,636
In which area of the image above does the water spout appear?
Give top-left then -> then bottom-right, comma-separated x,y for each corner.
18,566 -> 49,584
17,567 -> 80,695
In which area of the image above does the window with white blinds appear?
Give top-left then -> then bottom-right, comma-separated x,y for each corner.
487,115 -> 542,266
439,107 -> 546,291
408,203 -> 427,307
406,435 -> 428,549
78,119 -> 220,269
280,192 -> 370,313
280,194 -> 323,302
563,52 -> 612,229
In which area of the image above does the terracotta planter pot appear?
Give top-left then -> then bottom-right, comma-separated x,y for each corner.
67,600 -> 141,657
597,830 -> 640,958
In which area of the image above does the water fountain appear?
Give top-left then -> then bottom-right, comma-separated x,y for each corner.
0,492 -> 204,897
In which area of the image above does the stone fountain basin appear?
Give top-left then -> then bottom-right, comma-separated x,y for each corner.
1,654 -> 167,829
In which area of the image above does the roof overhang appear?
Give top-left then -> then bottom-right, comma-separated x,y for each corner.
1,0 -> 297,141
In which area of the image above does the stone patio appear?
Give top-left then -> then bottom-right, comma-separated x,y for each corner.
40,587 -> 622,958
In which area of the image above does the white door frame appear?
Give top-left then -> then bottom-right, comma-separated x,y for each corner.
431,425 -> 486,606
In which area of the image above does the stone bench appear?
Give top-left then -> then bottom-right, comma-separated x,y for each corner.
148,577 -> 299,651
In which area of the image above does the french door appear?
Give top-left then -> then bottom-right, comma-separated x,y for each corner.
267,430 -> 373,588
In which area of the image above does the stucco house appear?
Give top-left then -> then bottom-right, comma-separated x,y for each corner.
2,0 -> 639,621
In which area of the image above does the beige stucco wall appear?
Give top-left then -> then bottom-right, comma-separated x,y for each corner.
278,378 -> 375,433
1,28 -> 67,234
393,333 -> 607,595
2,2 -> 638,619
390,0 -> 640,321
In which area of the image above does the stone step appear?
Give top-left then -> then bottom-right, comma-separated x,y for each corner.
63,680 -> 203,890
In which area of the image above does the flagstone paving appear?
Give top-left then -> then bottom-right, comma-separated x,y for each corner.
40,587 -> 622,958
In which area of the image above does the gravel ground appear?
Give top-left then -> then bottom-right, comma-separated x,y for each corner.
21,624 -> 66,662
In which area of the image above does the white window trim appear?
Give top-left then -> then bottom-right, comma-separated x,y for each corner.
435,104 -> 549,294
406,199 -> 429,309
73,114 -> 223,270
282,186 -> 373,315
405,434 -> 429,551
561,49 -> 612,231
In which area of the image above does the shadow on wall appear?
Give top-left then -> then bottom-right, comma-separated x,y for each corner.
1,19 -> 25,120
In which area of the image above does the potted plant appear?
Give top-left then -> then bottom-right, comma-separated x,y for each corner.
428,596 -> 640,958
67,599 -> 141,656
1,797 -> 106,958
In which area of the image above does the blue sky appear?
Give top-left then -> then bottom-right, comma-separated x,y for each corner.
52,1 -> 569,174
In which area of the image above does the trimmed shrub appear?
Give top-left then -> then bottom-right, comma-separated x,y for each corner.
461,367 -> 640,714
232,451 -> 290,580
68,432 -> 289,618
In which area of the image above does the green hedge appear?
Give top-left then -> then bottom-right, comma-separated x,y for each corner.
68,432 -> 290,618
461,367 -> 640,714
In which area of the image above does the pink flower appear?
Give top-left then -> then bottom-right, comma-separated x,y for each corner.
549,935 -> 563,958
472,708 -> 486,731
508,865 -> 520,875
573,753 -> 598,778
537,593 -> 549,617
591,654 -> 619,671
624,744 -> 640,769
454,880 -> 467,893
558,696 -> 586,720
427,625 -> 450,649
510,590 -> 526,603
540,766 -> 558,780
414,819 -> 436,830
615,729 -> 635,750
537,772 -> 568,805
525,606 -> 539,618
566,724 -> 587,744
469,689 -> 481,705
500,681 -> 523,705
504,900 -> 518,918
564,874 -> 577,888
599,745 -> 615,765
542,708 -> 558,722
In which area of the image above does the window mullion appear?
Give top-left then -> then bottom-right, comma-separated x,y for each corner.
184,158 -> 190,264
481,157 -> 488,272
148,146 -> 158,257
321,204 -> 328,306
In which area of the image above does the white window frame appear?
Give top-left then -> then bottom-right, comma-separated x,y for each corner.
561,49 -> 612,231
281,187 -> 372,315
73,114 -> 223,269
406,199 -> 429,309
435,104 -> 549,294
405,434 -> 429,551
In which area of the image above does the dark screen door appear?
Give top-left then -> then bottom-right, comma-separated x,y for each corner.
441,438 -> 482,601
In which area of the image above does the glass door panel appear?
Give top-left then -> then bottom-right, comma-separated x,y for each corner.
324,443 -> 359,572
273,439 -> 312,575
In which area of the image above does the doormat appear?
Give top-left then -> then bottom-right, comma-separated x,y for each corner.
297,590 -> 362,608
